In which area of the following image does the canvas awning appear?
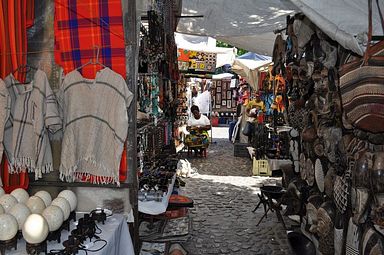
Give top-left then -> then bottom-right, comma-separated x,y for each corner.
177,0 -> 384,56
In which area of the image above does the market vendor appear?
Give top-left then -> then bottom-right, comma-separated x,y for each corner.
246,92 -> 265,123
185,105 -> 211,155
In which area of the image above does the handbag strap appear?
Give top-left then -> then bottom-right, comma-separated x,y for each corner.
364,0 -> 384,64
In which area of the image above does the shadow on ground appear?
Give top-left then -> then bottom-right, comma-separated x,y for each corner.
181,176 -> 294,255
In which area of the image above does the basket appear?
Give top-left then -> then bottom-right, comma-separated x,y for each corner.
252,158 -> 271,176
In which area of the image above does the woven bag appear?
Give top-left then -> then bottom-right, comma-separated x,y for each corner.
339,0 -> 384,133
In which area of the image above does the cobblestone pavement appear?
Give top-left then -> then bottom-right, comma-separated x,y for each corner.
178,127 -> 293,255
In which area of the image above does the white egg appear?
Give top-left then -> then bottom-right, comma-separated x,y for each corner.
9,203 -> 31,230
57,190 -> 77,212
51,197 -> 70,220
0,194 -> 18,213
22,214 -> 49,244
42,205 -> 64,232
0,213 -> 18,241
34,190 -> 52,207
11,188 -> 30,204
26,196 -> 46,214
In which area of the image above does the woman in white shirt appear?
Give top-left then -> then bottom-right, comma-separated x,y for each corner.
185,105 -> 211,155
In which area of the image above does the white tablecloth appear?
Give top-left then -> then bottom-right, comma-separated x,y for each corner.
7,214 -> 134,255
267,158 -> 292,171
138,174 -> 176,215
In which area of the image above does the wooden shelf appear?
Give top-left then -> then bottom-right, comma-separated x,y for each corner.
29,180 -> 134,189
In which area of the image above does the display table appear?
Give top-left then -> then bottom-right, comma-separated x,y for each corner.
7,214 -> 134,255
138,174 -> 176,215
267,158 -> 292,171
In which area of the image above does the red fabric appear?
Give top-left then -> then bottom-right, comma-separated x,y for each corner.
0,0 -> 29,81
1,155 -> 29,193
26,0 -> 34,28
54,0 -> 126,79
258,71 -> 267,91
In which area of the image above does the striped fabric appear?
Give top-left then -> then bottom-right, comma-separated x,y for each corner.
0,79 -> 10,169
3,70 -> 62,180
54,0 -> 126,79
57,67 -> 133,185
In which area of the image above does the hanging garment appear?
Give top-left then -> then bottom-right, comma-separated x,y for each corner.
57,67 -> 133,185
54,0 -> 126,79
3,70 -> 62,180
0,79 -> 10,169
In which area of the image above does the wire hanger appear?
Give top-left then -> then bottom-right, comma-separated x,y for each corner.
12,64 -> 38,84
75,45 -> 108,71
12,64 -> 37,75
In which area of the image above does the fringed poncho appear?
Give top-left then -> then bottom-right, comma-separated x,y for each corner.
3,70 -> 62,179
57,67 -> 133,185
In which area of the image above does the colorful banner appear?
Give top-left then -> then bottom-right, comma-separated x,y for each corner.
177,48 -> 216,73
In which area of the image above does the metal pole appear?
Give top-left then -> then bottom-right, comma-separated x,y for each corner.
122,0 -> 139,254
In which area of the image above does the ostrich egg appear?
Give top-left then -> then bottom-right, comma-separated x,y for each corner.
26,196 -> 46,214
9,203 -> 31,230
0,187 -> 4,197
42,205 -> 64,232
22,214 -> 49,244
0,194 -> 18,213
51,197 -> 70,220
35,190 -> 52,207
58,190 -> 77,212
11,188 -> 30,203
0,213 -> 18,241
0,205 -> 4,214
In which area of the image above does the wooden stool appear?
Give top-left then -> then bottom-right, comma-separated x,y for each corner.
187,147 -> 207,157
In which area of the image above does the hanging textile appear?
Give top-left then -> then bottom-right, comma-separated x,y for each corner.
54,0 -> 126,79
57,68 -> 133,185
0,0 -> 30,81
3,70 -> 62,180
0,79 -> 9,164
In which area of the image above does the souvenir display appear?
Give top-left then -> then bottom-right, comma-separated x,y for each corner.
279,2 -> 384,254
8,203 -> 31,230
10,188 -> 29,204
26,196 -> 46,214
51,198 -> 71,221
0,194 -> 18,213
22,214 -> 49,244
0,213 -> 18,241
34,191 -> 52,207
57,190 -> 77,212
42,205 -> 64,232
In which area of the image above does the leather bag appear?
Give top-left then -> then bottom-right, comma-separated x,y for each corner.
339,0 -> 384,133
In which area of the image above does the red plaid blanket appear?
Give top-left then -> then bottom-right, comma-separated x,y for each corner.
54,0 -> 126,79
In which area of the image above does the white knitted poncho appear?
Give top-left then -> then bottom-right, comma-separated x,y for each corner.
57,68 -> 133,185
3,70 -> 62,180
0,79 -> 10,173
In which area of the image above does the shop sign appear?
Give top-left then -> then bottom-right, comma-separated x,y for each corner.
177,48 -> 217,73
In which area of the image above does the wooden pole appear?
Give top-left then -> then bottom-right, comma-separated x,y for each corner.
121,0 -> 139,254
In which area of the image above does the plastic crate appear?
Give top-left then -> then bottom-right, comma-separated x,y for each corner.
252,158 -> 271,176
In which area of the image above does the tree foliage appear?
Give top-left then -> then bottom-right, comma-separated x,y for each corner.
216,40 -> 248,56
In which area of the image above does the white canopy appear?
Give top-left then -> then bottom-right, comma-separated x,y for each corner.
232,59 -> 271,90
177,0 -> 384,56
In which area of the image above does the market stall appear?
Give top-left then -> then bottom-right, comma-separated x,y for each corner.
247,1 -> 384,254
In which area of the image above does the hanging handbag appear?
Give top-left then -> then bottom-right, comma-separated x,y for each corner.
301,111 -> 318,142
242,121 -> 254,136
339,0 -> 384,133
